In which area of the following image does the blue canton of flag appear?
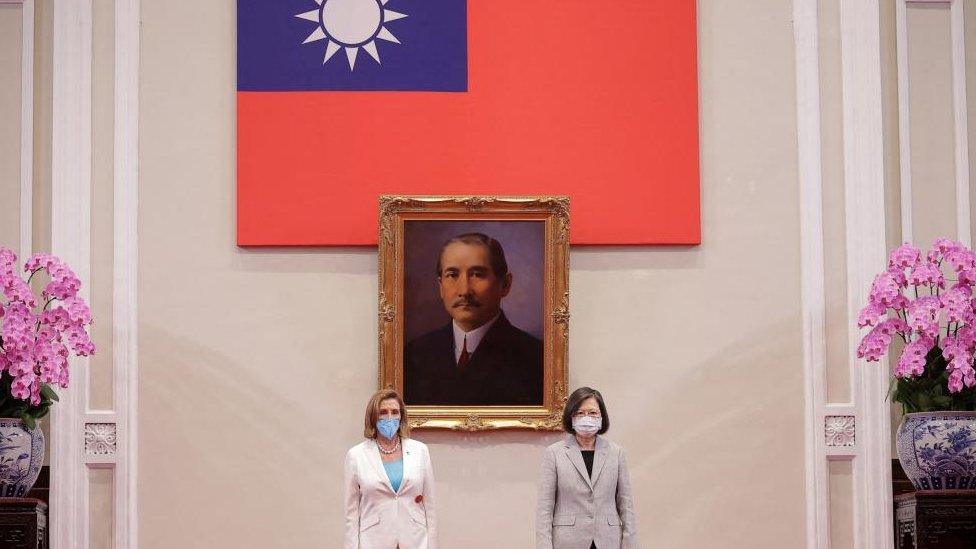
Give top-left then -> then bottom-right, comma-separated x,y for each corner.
237,0 -> 467,92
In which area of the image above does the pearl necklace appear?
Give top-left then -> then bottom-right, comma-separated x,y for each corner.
377,437 -> 401,455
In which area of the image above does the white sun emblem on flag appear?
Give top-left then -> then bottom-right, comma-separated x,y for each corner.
295,0 -> 406,71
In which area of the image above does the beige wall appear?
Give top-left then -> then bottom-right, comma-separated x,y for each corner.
32,0 -> 51,258
907,4 -> 957,248
0,5 -> 23,251
137,0 -> 805,547
819,0 -> 851,406
90,0 -> 116,413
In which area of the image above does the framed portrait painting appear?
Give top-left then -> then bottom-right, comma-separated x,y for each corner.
378,196 -> 569,430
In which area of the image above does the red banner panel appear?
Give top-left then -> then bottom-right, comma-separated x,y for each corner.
237,0 -> 699,245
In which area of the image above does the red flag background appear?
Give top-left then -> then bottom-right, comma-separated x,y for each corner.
237,1 -> 700,246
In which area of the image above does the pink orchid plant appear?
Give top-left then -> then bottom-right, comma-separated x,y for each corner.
0,247 -> 95,428
858,239 -> 976,412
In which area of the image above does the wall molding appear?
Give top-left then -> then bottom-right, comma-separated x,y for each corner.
839,2 -> 893,548
50,0 -> 92,547
50,0 -> 139,546
743,0 -> 968,546
795,1 -> 891,546
114,0 -> 139,546
796,0 -> 902,546
793,1 -> 829,547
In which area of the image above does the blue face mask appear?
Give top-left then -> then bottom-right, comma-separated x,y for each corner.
376,417 -> 400,439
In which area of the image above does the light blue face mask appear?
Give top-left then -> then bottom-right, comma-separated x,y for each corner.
376,417 -> 400,439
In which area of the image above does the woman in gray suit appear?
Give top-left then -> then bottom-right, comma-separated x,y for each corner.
536,387 -> 638,549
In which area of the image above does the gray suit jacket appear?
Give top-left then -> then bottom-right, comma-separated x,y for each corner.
536,436 -> 638,549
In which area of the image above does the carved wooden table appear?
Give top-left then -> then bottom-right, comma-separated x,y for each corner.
0,498 -> 48,549
895,491 -> 976,549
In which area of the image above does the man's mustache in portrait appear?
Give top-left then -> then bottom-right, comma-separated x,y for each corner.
452,297 -> 481,308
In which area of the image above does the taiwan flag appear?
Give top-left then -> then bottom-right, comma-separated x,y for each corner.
237,0 -> 700,246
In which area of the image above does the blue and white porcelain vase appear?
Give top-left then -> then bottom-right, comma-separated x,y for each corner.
896,411 -> 976,491
0,418 -> 44,497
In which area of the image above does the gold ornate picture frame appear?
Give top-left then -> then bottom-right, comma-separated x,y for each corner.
378,196 -> 569,431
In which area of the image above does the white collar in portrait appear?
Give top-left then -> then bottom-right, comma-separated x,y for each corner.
452,312 -> 501,362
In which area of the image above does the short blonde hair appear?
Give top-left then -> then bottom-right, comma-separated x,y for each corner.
363,388 -> 410,439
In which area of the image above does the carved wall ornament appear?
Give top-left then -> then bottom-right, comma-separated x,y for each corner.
825,415 -> 855,447
84,423 -> 118,456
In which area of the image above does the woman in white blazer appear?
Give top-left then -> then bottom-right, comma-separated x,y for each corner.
345,389 -> 437,549
537,387 -> 638,549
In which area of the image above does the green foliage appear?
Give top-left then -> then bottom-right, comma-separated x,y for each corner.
891,346 -> 976,413
0,372 -> 59,430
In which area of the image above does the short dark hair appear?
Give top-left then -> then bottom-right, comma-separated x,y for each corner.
562,387 -> 610,434
436,233 -> 508,278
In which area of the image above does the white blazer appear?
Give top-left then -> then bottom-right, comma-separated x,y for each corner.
344,438 -> 437,549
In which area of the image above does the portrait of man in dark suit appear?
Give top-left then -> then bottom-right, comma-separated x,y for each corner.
403,232 -> 544,406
